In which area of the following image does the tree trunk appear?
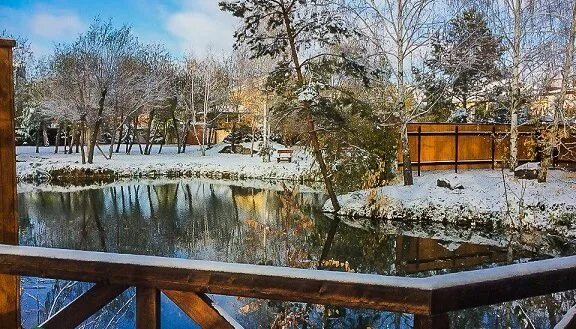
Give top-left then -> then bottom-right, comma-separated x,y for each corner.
538,0 -> 576,182
35,121 -> 42,153
158,120 -> 167,154
280,4 -> 341,211
263,91 -> 270,162
68,125 -> 75,154
230,121 -> 236,153
108,125 -> 118,159
63,124 -> 68,154
54,122 -> 62,154
509,0 -> 521,170
75,125 -> 80,154
169,98 -> 181,153
88,90 -> 107,164
181,124 -> 190,153
115,116 -> 124,153
42,121 -> 49,146
80,117 -> 87,165
144,109 -> 156,155
401,122 -> 414,185
250,117 -> 256,158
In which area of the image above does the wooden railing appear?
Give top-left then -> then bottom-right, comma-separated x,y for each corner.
1,245 -> 576,328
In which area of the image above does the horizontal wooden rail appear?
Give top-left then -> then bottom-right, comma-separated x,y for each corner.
2,245 -> 576,327
0,245 -> 433,315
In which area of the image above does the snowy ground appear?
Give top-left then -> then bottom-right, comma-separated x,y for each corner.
16,143 -> 315,183
324,170 -> 576,236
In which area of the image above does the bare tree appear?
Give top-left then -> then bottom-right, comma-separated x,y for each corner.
538,0 -> 576,182
464,0 -> 554,169
73,19 -> 139,163
344,0 -> 439,185
111,45 -> 171,158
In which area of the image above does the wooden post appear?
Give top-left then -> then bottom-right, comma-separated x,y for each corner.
491,125 -> 496,170
136,287 -> 161,329
417,125 -> 422,176
414,314 -> 450,329
454,126 -> 459,173
0,38 -> 19,328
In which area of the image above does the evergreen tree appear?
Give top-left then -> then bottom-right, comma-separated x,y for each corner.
425,9 -> 504,119
220,0 -> 362,211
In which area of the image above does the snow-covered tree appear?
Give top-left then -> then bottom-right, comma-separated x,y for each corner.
424,9 -> 505,116
343,0 -> 440,186
220,0 -> 360,211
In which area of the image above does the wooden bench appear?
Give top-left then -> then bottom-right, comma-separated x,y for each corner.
277,149 -> 294,163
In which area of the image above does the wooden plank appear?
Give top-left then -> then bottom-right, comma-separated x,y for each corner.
417,125 -> 422,176
4,245 -> 576,318
164,290 -> 238,329
0,38 -> 18,328
0,245 -> 433,315
414,314 -> 450,329
136,287 -> 160,329
554,304 -> 576,329
429,256 -> 576,314
40,284 -> 128,329
454,126 -> 459,173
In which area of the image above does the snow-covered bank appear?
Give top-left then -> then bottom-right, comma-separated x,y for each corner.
324,170 -> 576,236
16,143 -> 315,183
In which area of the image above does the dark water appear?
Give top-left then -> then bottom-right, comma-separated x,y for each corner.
17,179 -> 576,328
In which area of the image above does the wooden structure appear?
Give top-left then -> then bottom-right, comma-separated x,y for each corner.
0,38 -> 19,328
277,149 -> 294,163
2,37 -> 576,328
1,245 -> 576,328
399,123 -> 576,174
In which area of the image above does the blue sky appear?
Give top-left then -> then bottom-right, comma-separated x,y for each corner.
0,0 -> 238,58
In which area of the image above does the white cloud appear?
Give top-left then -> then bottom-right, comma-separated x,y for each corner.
29,12 -> 84,39
165,1 -> 237,56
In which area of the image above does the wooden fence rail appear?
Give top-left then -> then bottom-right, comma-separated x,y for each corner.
398,123 -> 576,174
1,244 -> 576,328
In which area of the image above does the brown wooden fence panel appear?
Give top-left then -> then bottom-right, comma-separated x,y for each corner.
0,38 -> 19,328
399,123 -> 576,173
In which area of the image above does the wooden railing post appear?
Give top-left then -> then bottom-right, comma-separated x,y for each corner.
454,126 -> 459,173
491,125 -> 496,170
414,314 -> 449,329
136,287 -> 161,329
0,38 -> 19,328
417,125 -> 422,176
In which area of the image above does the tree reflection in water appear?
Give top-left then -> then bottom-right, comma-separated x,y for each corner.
17,179 -> 576,328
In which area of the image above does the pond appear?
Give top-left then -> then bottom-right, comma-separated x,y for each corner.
17,179 -> 576,328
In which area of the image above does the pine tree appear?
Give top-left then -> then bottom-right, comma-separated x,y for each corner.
219,0 -> 358,212
426,9 -> 504,118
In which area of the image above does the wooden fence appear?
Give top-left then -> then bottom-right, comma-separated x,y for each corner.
399,123 -> 576,174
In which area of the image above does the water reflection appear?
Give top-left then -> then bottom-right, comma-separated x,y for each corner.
17,179 -> 576,328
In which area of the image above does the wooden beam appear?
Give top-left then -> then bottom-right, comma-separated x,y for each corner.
414,314 -> 449,329
429,256 -> 576,314
0,245 -> 433,315
40,283 -> 128,329
164,290 -> 239,329
555,304 -> 576,329
4,245 -> 576,318
136,287 -> 160,329
0,38 -> 18,328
